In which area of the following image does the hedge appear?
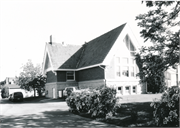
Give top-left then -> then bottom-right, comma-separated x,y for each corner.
66,87 -> 120,118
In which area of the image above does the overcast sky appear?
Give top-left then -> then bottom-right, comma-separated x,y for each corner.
0,0 -> 149,81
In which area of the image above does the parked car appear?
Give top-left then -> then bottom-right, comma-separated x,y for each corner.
63,87 -> 80,100
9,92 -> 23,102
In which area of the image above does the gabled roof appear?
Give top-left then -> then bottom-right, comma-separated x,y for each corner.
47,43 -> 82,69
77,23 -> 126,68
44,23 -> 126,72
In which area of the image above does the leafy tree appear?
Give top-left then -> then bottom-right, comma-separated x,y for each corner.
0,80 -> 6,86
1,86 -> 9,98
135,1 -> 180,92
29,75 -> 46,97
135,54 -> 167,93
15,59 -> 46,97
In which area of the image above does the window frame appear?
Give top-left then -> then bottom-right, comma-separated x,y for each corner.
115,56 -> 137,78
66,71 -> 75,81
115,34 -> 138,79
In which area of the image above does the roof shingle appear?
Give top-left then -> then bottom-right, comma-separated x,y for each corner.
47,23 -> 126,70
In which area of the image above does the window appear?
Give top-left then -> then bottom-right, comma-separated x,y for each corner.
125,86 -> 130,94
129,67 -> 135,77
122,58 -> 128,64
122,66 -> 129,77
66,71 -> 75,81
133,86 -> 136,93
118,87 -> 122,94
130,58 -> 135,64
166,72 -> 171,80
118,87 -> 122,91
115,35 -> 138,78
116,57 -> 120,63
116,66 -> 121,77
124,35 -> 136,57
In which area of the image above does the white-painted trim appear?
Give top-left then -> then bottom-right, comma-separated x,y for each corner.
54,63 -> 104,72
106,78 -> 140,82
66,71 -> 75,81
76,63 -> 104,71
78,79 -> 105,84
46,81 -> 78,86
102,23 -> 140,66
42,43 -> 55,75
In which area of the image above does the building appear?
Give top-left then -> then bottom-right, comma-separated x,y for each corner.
42,23 -> 150,99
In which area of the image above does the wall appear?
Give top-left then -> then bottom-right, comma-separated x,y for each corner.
106,57 -> 115,79
76,67 -> 104,82
57,71 -> 66,82
78,79 -> 105,89
56,81 -> 78,98
46,71 -> 57,83
45,82 -> 57,98
106,79 -> 146,95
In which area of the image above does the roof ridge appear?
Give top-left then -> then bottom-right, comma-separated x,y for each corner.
86,23 -> 126,44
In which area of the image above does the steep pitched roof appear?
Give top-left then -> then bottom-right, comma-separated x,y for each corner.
46,23 -> 126,70
47,43 -> 82,69
77,23 -> 126,68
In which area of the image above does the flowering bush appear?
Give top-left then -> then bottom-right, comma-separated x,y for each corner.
66,87 -> 119,118
150,86 -> 179,127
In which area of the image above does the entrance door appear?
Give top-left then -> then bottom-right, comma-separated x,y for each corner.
53,88 -> 55,99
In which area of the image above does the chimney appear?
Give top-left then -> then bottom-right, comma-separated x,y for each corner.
49,35 -> 52,44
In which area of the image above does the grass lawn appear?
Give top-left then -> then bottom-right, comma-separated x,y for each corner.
102,102 -> 156,127
78,94 -> 162,127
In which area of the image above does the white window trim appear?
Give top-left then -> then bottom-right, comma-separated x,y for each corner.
132,85 -> 137,94
115,56 -> 137,79
66,71 -> 75,81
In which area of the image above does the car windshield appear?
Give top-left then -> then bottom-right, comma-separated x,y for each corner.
66,88 -> 73,91
14,92 -> 22,96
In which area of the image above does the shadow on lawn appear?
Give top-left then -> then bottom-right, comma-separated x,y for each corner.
101,102 -> 156,127
1,109 -> 118,128
0,97 -> 65,104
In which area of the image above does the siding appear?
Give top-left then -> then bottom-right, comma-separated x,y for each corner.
106,57 -> 115,79
57,71 -> 66,82
77,67 -> 104,82
46,71 -> 57,83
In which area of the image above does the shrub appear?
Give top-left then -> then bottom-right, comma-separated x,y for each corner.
150,86 -> 179,127
66,87 -> 119,118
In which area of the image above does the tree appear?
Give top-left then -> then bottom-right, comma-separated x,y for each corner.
15,59 -> 46,97
135,1 -> 180,92
135,54 -> 167,93
29,75 -> 46,97
0,80 -> 6,86
1,86 -> 9,98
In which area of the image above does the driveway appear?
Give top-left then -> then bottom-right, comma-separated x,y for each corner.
0,98 -> 120,128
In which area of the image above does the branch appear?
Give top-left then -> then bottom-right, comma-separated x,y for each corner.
162,2 -> 180,24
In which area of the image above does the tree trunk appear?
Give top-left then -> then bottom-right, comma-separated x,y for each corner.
34,88 -> 36,97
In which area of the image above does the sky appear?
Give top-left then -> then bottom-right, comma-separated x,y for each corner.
0,0 -> 149,81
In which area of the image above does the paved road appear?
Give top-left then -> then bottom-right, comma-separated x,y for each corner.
0,98 -> 120,128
